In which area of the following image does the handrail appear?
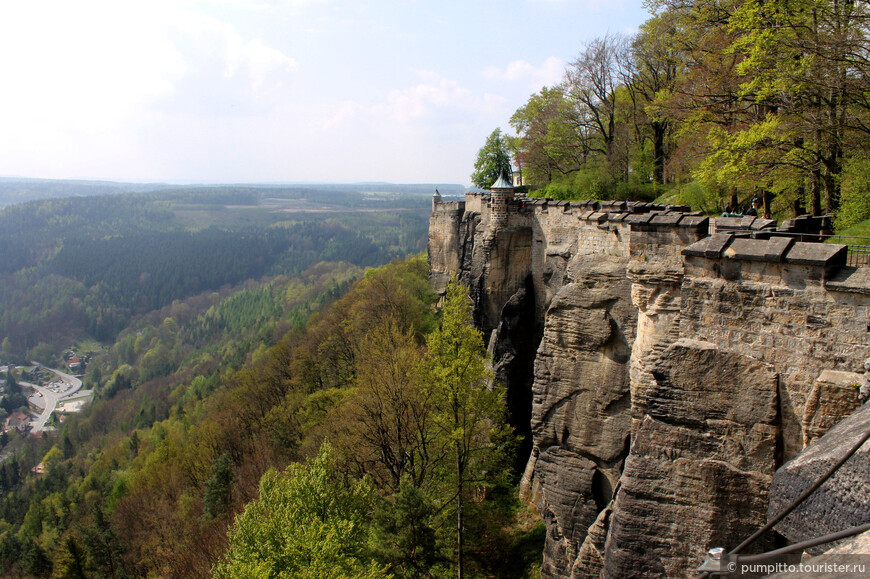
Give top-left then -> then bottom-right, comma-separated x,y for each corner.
731,420 -> 870,555
697,418 -> 870,578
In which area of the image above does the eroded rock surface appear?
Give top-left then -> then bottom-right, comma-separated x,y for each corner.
430,195 -> 870,578
771,400 -> 870,555
603,340 -> 779,578
532,254 -> 636,576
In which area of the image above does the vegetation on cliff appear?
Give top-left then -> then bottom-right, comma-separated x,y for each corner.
498,0 -> 870,226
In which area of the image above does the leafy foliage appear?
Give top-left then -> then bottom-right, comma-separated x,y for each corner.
506,0 -> 870,223
471,128 -> 513,189
214,442 -> 387,579
0,250 -> 547,578
836,157 -> 870,231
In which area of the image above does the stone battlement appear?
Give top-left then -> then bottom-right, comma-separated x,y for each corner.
428,188 -> 870,579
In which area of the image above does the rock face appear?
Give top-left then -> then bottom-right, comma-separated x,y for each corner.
604,340 -> 779,578
769,399 -> 870,555
532,254 -> 636,575
428,192 -> 870,578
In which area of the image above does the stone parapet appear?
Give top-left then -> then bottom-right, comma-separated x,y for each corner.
714,215 -> 777,232
826,266 -> 870,295
429,192 -> 870,579
683,234 -> 848,274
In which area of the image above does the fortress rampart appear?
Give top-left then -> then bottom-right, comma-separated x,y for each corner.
429,190 -> 870,578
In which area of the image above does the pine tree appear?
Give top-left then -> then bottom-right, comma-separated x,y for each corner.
202,452 -> 234,520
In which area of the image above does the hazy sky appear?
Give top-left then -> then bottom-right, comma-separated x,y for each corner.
0,0 -> 650,185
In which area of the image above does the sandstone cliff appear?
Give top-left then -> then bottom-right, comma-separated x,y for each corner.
429,190 -> 870,578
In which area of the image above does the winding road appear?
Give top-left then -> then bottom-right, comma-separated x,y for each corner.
19,364 -> 83,432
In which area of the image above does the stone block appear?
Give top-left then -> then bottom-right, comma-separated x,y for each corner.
625,213 -> 655,225
783,242 -> 847,270
609,212 -> 630,223
600,201 -> 627,212
723,237 -> 795,262
723,238 -> 769,261
682,233 -> 734,258
751,218 -> 777,230
650,213 -> 683,226
764,236 -> 794,261
715,216 -> 747,230
826,266 -> 870,295
677,215 -> 709,229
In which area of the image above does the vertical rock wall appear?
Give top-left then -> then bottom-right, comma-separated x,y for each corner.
603,340 -> 780,578
531,253 -> 636,576
428,195 -> 870,578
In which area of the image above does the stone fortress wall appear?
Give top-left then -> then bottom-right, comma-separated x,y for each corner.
428,189 -> 870,578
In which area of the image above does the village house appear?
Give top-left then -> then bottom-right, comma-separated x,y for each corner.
4,411 -> 29,434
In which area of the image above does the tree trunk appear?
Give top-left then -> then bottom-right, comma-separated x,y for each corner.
824,169 -> 840,215
456,454 -> 464,579
811,168 -> 823,216
823,146 -> 842,214
652,122 -> 666,184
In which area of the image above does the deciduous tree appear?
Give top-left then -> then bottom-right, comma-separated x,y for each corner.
422,278 -> 510,579
471,129 -> 513,189
335,317 -> 433,493
214,441 -> 387,579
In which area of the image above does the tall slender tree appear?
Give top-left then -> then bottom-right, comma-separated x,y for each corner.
564,33 -> 632,167
623,13 -> 681,184
422,278 -> 508,579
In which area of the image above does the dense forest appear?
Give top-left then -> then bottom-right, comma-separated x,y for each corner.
488,0 -> 870,230
0,257 -> 542,578
0,180 -> 545,577
0,186 -> 431,360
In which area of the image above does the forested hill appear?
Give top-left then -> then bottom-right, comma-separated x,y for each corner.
0,178 -> 466,208
0,255 -> 544,577
0,182 -> 537,576
0,185 -> 433,360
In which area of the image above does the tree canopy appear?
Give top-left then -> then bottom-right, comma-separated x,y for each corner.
215,442 -> 387,579
471,128 -> 514,189
506,0 -> 870,223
